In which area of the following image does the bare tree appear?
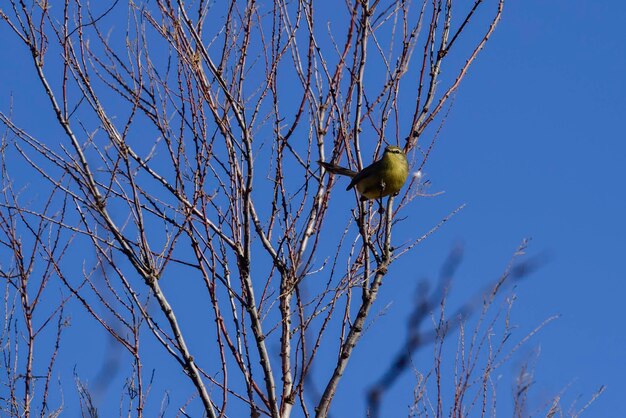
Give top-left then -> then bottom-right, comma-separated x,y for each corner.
5,0 -> 590,417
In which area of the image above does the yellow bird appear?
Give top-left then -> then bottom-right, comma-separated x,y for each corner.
318,146 -> 409,201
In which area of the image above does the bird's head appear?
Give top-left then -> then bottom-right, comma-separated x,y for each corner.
384,145 -> 404,155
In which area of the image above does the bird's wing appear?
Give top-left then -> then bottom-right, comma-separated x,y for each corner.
345,161 -> 379,191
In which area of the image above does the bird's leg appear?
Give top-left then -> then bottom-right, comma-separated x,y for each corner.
377,180 -> 386,214
377,197 -> 384,214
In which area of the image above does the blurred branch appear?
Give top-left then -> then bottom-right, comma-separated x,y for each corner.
367,240 -> 547,417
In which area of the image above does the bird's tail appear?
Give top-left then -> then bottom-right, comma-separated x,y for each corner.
317,161 -> 357,178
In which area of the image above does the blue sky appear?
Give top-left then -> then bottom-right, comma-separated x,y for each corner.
402,0 -> 626,415
1,0 -> 625,417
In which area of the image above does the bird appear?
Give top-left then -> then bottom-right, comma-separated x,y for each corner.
318,145 -> 409,201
